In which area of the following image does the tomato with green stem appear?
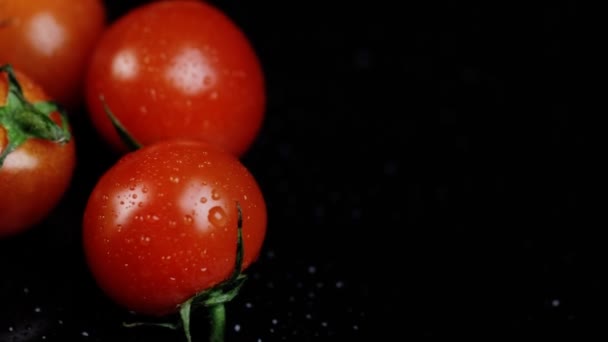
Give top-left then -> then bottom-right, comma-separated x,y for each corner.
0,0 -> 106,109
0,64 -> 75,237
85,0 -> 266,157
82,138 -> 267,341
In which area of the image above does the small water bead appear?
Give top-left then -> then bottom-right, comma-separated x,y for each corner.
184,215 -> 194,225
208,206 -> 228,227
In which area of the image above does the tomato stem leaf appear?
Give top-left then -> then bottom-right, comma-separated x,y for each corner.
209,304 -> 226,342
99,94 -> 142,151
179,298 -> 193,342
0,64 -> 71,167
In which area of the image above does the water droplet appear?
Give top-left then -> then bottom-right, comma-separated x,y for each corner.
120,201 -> 125,205
129,184 -> 136,191
138,202 -> 144,208
210,91 -> 219,100
140,236 -> 151,244
170,176 -> 180,184
200,267 -> 207,272
203,76 -> 212,86
132,194 -> 138,199
211,189 -> 221,200
102,195 -> 109,201
208,206 -> 228,227
142,187 -> 149,193
184,215 -> 194,225
169,220 -> 177,227
200,197 -> 208,203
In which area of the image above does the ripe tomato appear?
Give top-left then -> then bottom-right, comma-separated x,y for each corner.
0,0 -> 106,108
0,65 -> 75,238
82,139 -> 267,316
85,0 -> 265,157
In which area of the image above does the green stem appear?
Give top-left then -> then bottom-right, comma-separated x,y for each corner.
209,303 -> 226,342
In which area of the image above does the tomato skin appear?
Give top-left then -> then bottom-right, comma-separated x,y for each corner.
82,139 -> 267,316
85,0 -> 265,157
0,0 -> 106,108
0,70 -> 76,238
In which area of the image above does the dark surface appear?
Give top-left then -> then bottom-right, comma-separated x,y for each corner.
0,1 -> 599,341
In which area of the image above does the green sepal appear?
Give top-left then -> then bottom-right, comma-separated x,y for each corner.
0,64 -> 71,167
99,95 -> 142,151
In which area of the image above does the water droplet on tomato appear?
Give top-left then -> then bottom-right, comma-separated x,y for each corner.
200,197 -> 208,203
120,201 -> 125,205
102,195 -> 109,201
211,189 -> 221,200
184,215 -> 194,225
169,220 -> 177,227
204,76 -> 212,86
138,202 -> 144,208
142,187 -> 149,193
169,176 -> 180,184
132,194 -> 138,199
145,214 -> 160,223
208,206 -> 228,227
129,185 -> 136,191
210,91 -> 218,100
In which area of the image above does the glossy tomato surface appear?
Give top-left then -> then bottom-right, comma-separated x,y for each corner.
0,69 -> 76,237
82,139 -> 267,316
0,0 -> 106,109
85,0 -> 266,157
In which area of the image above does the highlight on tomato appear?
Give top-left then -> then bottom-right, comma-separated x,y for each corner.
0,64 -> 75,238
82,138 -> 267,341
85,0 -> 266,157
0,0 -> 106,109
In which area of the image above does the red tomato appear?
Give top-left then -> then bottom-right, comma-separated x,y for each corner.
0,0 -> 106,109
85,1 -> 266,157
82,139 -> 267,315
0,66 -> 75,238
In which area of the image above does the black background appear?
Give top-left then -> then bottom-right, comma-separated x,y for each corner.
0,0 -> 601,341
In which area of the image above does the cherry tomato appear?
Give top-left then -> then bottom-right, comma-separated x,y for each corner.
85,0 -> 265,157
82,139 -> 267,316
0,65 -> 75,238
0,0 -> 106,108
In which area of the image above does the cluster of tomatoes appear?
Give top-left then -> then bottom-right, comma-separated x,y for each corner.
1,1 -> 267,341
